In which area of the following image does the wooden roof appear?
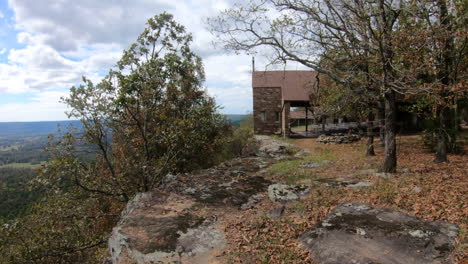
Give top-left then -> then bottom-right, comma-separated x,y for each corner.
252,70 -> 318,101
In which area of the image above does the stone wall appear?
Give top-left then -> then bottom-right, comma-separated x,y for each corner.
253,87 -> 282,135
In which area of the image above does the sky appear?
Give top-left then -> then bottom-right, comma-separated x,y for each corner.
0,0 -> 309,122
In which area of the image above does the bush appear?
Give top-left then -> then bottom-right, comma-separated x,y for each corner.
222,115 -> 256,159
420,119 -> 462,154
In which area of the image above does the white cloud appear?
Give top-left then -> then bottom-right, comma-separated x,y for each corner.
208,85 -> 252,114
0,90 -> 69,121
2,0 -> 293,119
0,40 -> 107,94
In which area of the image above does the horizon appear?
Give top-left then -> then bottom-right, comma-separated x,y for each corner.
0,113 -> 249,123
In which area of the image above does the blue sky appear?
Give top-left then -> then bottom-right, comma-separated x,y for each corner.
0,0 -> 276,121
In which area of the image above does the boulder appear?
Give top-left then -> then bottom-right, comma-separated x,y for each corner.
317,134 -> 361,144
109,155 -> 275,263
108,191 -> 226,264
240,193 -> 264,210
268,184 -> 310,203
299,202 -> 459,264
298,160 -> 330,169
315,178 -> 372,189
254,135 -> 293,157
374,172 -> 393,179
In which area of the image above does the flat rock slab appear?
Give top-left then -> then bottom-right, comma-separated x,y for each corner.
109,154 -> 278,263
268,184 -> 310,203
298,160 -> 330,169
255,135 -> 293,158
315,178 -> 372,188
318,134 -> 361,144
299,203 -> 459,264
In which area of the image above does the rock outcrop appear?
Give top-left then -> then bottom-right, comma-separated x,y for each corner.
299,203 -> 459,264
314,177 -> 372,188
108,135 -> 293,264
317,134 -> 361,144
254,135 -> 294,157
267,184 -> 310,203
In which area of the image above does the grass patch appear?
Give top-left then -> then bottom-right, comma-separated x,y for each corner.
372,179 -> 398,204
454,224 -> 467,260
270,159 -> 303,174
289,200 -> 308,215
269,151 -> 336,184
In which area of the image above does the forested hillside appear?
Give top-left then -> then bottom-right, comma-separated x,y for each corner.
0,121 -> 82,137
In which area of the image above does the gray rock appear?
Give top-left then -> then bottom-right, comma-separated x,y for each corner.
315,178 -> 372,189
294,149 -> 311,158
317,134 -> 361,144
299,202 -> 459,264
255,135 -> 293,157
108,190 -> 226,264
161,173 -> 177,184
298,162 -> 322,169
412,186 -> 422,193
268,184 -> 310,203
177,225 -> 226,256
108,154 -> 278,263
374,172 -> 393,179
298,160 -> 330,169
240,194 -> 264,210
402,168 -> 410,173
347,181 -> 373,189
269,205 -> 285,218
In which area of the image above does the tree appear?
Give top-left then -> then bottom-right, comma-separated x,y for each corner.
44,13 -> 228,202
426,0 -> 466,162
401,0 -> 467,161
208,0 -> 417,172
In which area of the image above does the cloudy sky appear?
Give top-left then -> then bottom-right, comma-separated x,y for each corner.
0,0 -> 307,122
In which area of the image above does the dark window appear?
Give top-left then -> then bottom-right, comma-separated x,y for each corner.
275,111 -> 280,122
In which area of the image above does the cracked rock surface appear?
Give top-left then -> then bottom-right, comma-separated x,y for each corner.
108,136 -> 291,264
299,202 -> 459,264
268,184 -> 310,203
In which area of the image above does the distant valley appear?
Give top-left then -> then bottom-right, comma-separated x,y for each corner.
0,114 -> 247,138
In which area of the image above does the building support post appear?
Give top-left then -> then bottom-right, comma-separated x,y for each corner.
282,101 -> 290,137
305,106 -> 309,133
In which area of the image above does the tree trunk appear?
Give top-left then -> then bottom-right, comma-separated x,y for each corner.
434,0 -> 454,162
378,102 -> 385,147
378,0 -> 397,173
366,110 -> 375,156
435,106 -> 448,162
382,90 -> 397,172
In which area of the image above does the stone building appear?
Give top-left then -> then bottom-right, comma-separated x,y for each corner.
252,70 -> 319,136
